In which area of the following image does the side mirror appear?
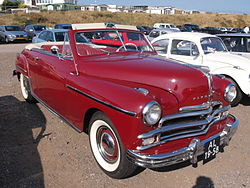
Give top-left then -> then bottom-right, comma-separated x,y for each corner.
51,46 -> 59,55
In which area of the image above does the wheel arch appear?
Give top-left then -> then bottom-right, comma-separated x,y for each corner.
83,108 -> 102,134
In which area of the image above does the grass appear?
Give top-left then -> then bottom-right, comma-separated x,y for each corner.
0,10 -> 249,28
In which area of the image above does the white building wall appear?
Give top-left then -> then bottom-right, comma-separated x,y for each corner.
35,0 -> 75,5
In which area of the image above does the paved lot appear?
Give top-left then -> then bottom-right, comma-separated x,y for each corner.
0,43 -> 249,188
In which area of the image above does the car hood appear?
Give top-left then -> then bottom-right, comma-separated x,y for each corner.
78,53 -> 211,107
5,31 -> 27,35
205,51 -> 250,71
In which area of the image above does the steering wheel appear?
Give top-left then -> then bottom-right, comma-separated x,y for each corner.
116,43 -> 139,52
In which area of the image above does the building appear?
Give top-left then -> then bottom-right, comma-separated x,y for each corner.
0,0 -> 4,5
23,0 -> 76,6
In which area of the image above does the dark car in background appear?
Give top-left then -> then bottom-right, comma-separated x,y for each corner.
0,25 -> 28,43
136,26 -> 150,35
201,27 -> 224,35
24,24 -> 48,40
217,33 -> 250,59
183,24 -> 200,32
54,24 -> 72,30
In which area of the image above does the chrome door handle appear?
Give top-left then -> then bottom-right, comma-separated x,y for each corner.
35,57 -> 39,60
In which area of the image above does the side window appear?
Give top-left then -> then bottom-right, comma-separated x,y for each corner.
171,39 -> 199,56
38,31 -> 48,40
152,39 -> 169,54
61,32 -> 72,58
46,31 -> 54,42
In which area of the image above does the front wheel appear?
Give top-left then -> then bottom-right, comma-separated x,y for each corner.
20,73 -> 36,103
89,111 -> 138,179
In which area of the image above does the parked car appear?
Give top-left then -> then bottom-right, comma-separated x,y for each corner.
148,28 -> 180,41
136,26 -> 150,35
141,26 -> 154,33
183,24 -> 200,32
24,24 -> 48,40
201,27 -> 224,35
153,23 -> 180,32
217,33 -> 250,59
54,24 -> 72,30
0,25 -> 28,43
151,32 -> 250,106
32,29 -> 67,43
14,25 -> 238,179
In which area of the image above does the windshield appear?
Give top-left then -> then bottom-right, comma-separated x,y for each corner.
201,37 -> 227,53
5,26 -> 21,31
75,30 -> 154,56
34,25 -> 47,31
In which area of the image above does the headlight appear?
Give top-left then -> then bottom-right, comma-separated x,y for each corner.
8,34 -> 15,38
224,83 -> 237,102
142,101 -> 161,126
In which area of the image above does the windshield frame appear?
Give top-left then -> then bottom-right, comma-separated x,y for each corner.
73,29 -> 155,57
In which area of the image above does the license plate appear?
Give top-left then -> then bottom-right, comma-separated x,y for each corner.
16,37 -> 24,39
203,136 -> 220,164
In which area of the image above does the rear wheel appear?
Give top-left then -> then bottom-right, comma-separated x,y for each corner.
225,77 -> 242,106
20,73 -> 36,103
89,111 -> 138,179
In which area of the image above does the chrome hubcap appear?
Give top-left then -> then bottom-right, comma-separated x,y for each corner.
97,127 -> 118,163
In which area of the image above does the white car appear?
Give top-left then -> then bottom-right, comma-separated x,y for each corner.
153,23 -> 180,32
151,32 -> 250,106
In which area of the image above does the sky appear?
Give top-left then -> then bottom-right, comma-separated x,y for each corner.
78,0 -> 250,14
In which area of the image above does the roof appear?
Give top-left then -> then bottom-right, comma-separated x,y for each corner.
154,32 -> 217,42
45,29 -> 68,32
217,33 -> 250,37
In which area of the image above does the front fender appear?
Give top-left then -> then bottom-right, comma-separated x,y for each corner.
211,66 -> 250,95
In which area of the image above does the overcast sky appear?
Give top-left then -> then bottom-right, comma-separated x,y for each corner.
78,0 -> 250,14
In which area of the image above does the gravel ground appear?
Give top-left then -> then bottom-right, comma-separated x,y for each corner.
0,43 -> 249,188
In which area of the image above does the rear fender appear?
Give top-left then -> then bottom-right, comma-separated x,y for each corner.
15,53 -> 29,77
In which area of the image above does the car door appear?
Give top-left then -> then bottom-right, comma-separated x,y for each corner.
29,42 -> 76,118
168,39 -> 202,65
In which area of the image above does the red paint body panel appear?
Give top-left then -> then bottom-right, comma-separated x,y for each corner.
15,28 -> 234,155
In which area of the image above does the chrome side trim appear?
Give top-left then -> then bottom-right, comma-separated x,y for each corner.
127,115 -> 238,168
16,65 -> 27,73
31,92 -> 82,133
66,85 -> 137,117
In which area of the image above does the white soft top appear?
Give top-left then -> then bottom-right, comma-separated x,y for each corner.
25,42 -> 65,50
72,23 -> 137,31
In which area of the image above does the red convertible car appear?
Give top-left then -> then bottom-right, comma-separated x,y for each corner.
14,25 -> 238,179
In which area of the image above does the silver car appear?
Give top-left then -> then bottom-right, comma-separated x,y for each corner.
32,29 -> 67,43
0,25 -> 28,43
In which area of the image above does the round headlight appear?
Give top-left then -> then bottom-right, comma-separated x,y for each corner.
224,83 -> 237,102
142,101 -> 161,126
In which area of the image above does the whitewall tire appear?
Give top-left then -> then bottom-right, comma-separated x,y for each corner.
89,111 -> 138,179
20,73 -> 36,103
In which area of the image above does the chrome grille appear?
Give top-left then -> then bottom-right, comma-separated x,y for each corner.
137,101 -> 230,151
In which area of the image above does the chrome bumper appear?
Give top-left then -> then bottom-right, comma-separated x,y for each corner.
127,115 -> 238,168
